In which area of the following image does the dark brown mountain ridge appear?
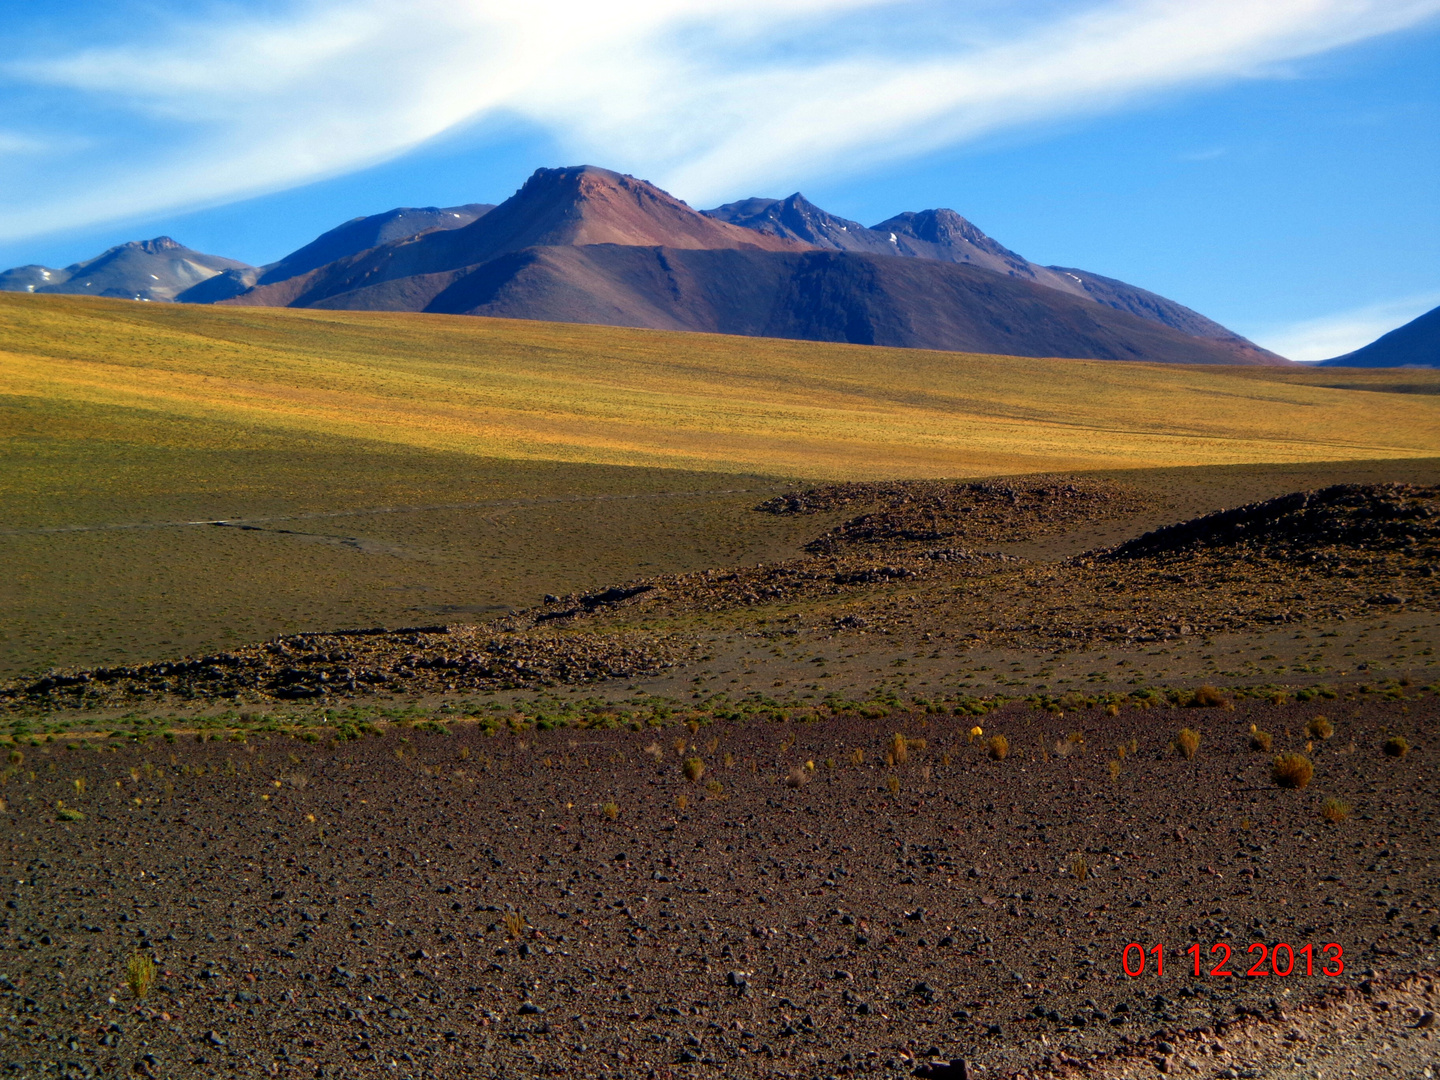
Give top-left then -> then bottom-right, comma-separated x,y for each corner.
221,165 -> 1285,365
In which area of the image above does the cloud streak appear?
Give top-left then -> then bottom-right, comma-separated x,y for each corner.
2,0 -> 1438,242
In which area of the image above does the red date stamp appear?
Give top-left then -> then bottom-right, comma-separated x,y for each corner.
1121,942 -> 1343,978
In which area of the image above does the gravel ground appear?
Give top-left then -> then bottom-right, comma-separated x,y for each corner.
2,694 -> 1435,1078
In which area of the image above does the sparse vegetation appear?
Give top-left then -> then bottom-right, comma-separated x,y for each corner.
1191,685 -> 1228,708
1177,728 -> 1201,759
1320,796 -> 1351,823
1383,736 -> 1410,757
705,779 -> 723,796
1272,753 -> 1314,789
503,912 -> 525,939
1307,716 -> 1334,740
889,732 -> 909,766
884,775 -> 899,794
600,801 -> 620,821
786,766 -> 809,789
1071,856 -> 1089,882
125,951 -> 157,999
1108,759 -> 1121,780
987,735 -> 1009,761
56,804 -> 83,821
849,748 -> 864,766
683,757 -> 705,783
1249,726 -> 1273,752
676,793 -> 689,811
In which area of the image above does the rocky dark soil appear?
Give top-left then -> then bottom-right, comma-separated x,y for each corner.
5,483 -> 1437,713
2,694 -> 1436,1078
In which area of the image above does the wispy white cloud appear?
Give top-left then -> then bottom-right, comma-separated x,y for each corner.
1252,290 -> 1440,362
2,0 -> 1438,241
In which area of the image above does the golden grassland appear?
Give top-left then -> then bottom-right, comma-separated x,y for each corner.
4,293 -> 1440,487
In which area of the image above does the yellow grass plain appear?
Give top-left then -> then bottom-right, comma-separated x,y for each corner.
3,292 -> 1440,481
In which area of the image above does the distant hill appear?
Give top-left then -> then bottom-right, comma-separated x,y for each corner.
223,166 -> 1284,365
176,204 -> 493,303
0,238 -> 252,302
1319,305 -> 1440,368
704,193 -> 1279,363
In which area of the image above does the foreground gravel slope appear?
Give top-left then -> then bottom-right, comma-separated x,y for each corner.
2,695 -> 1435,1078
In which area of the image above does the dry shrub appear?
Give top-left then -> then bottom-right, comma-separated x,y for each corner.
786,766 -> 809,789
1272,753 -> 1313,789
457,745 -> 470,761
1108,760 -> 1121,780
687,720 -> 700,735
676,793 -> 689,811
889,733 -> 909,766
1127,737 -> 1138,755
1270,691 -> 1288,706
683,757 -> 705,783
1177,728 -> 1201,759
503,911 -> 525,939
600,801 -> 620,821
1249,727 -> 1273,752
884,752 -> 895,767
1071,856 -> 1089,882
126,952 -> 157,999
849,748 -> 864,766
1307,716 -> 1334,740
672,737 -> 688,757
1053,740 -> 1073,758
1066,731 -> 1085,747
1104,703 -> 1120,717
704,737 -> 718,755
884,775 -> 899,794
1191,686 -> 1228,709
1320,796 -> 1351,823
940,752 -> 951,767
987,735 -> 1009,761
1383,736 -> 1409,758
723,752 -> 735,767
644,741 -> 662,760
705,779 -> 723,796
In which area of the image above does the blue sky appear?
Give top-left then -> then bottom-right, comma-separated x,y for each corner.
1,0 -> 1437,359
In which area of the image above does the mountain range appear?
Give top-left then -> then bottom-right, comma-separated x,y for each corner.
3,166 -> 1293,364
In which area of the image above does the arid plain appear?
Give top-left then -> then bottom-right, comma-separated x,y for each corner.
1,293 -> 1438,1079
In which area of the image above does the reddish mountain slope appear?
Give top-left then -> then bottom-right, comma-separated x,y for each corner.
221,166 -> 1288,366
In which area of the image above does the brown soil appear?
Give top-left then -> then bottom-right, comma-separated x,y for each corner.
3,696 -> 1436,1078
6,482 -> 1436,712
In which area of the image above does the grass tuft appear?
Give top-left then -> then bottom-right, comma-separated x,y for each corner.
884,775 -> 899,794
987,734 -> 1009,761
1107,759 -> 1121,780
125,951 -> 157,999
683,757 -> 705,783
786,766 -> 809,789
1272,752 -> 1313,789
1071,856 -> 1089,882
849,747 -> 864,766
1249,726 -> 1273,752
600,801 -> 620,821
1191,685 -> 1228,708
889,733 -> 909,766
1320,796 -> 1351,823
503,912 -> 525,940
1177,728 -> 1201,759
1383,736 -> 1410,758
1307,716 -> 1334,740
